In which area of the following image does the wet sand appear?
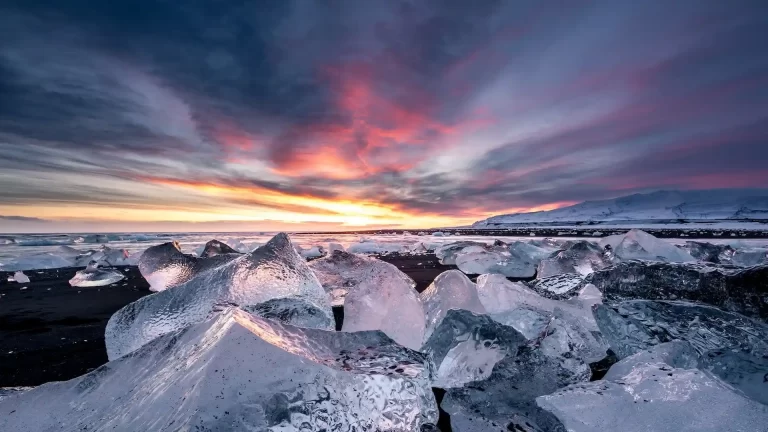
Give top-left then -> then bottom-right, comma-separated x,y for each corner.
0,253 -> 456,387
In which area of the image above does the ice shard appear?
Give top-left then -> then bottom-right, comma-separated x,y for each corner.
420,270 -> 486,340
106,233 -> 334,359
454,242 -> 543,278
537,342 -> 768,432
199,239 -> 241,257
309,250 -> 415,306
683,240 -> 735,264
587,261 -> 768,320
11,271 -> 30,284
1,308 -> 438,431
594,300 -> 768,359
434,241 -> 487,265
599,229 -> 695,262
69,262 -> 125,287
537,240 -> 610,278
342,257 -> 425,350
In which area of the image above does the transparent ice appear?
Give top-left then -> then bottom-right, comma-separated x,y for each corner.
69,262 -> 125,287
599,229 -> 695,262
420,270 -> 486,341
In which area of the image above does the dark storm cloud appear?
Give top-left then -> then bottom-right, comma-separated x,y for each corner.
0,0 -> 767,222
0,215 -> 48,222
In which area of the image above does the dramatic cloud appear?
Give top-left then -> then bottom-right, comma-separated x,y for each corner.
0,0 -> 766,231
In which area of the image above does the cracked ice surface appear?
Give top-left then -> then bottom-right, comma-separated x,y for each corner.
420,270 -> 486,341
341,255 -> 425,350
106,233 -> 333,359
537,342 -> 768,432
537,240 -> 610,278
594,300 -> 768,359
138,241 -> 241,292
0,308 -> 438,431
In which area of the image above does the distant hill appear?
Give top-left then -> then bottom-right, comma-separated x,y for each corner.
473,189 -> 768,227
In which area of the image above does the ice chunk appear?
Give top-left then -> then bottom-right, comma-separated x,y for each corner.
476,273 -> 531,314
599,229 -> 695,262
432,231 -> 445,236
683,240 -> 735,263
137,241 -> 240,292
1,308 -> 438,431
477,274 -> 599,331
587,261 -> 768,321
328,242 -> 345,252
74,234 -> 109,244
537,240 -> 609,278
52,245 -> 82,259
69,262 -> 125,287
537,343 -> 768,432
106,233 -> 334,359
594,300 -> 768,359
346,240 -> 403,254
427,309 -> 586,431
0,387 -> 33,402
199,239 -> 241,257
11,271 -> 30,284
420,270 -> 486,340
731,247 -> 768,267
434,241 -> 487,265
299,245 -> 325,259
309,250 -> 414,306
602,340 -> 700,380
527,273 -> 585,300
455,243 -> 544,278
342,258 -> 425,350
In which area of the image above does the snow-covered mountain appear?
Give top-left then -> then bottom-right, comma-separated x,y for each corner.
473,189 -> 768,227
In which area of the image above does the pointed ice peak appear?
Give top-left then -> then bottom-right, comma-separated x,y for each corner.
200,239 -> 240,258
420,270 -> 486,341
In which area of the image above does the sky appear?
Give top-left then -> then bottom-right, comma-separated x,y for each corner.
1,0 -> 767,233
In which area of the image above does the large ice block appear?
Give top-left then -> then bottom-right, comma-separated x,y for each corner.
1,308 -> 438,431
106,233 -> 334,359
420,270 -> 486,340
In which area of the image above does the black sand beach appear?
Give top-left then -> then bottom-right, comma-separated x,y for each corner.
0,253 -> 456,387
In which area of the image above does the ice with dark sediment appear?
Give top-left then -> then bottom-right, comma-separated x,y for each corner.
586,261 -> 768,320
341,256 -> 425,350
683,240 -> 735,263
137,241 -> 240,292
199,239 -> 241,257
106,233 -> 334,359
599,228 -> 695,262
426,309 -> 585,431
308,250 -> 414,306
594,300 -> 768,360
69,262 -> 125,287
1,308 -> 438,431
434,241 -> 488,265
419,270 -> 486,340
537,342 -> 768,432
454,242 -> 548,278
537,240 -> 610,278
527,273 -> 585,300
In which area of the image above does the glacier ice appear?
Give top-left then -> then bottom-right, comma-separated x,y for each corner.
434,241 -> 486,265
476,273 -> 532,314
106,233 -> 334,359
299,245 -> 325,259
308,250 -> 414,306
11,271 -> 30,284
69,262 -> 125,287
327,242 -> 345,253
341,256 -> 425,350
420,270 -> 486,341
199,239 -> 241,257
137,241 -> 240,292
684,240 -> 735,263
527,273 -> 585,300
427,309 -> 586,431
1,308 -> 438,431
732,247 -> 768,267
599,229 -> 695,262
454,242 -> 545,278
537,240 -> 609,278
537,342 -> 768,432
74,245 -> 137,267
697,348 -> 768,405
0,252 -> 73,271
594,300 -> 768,359
587,261 -> 768,320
